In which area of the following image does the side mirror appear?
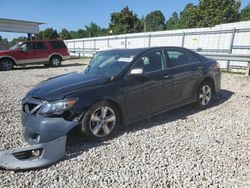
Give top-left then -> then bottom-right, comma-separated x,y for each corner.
129,68 -> 143,76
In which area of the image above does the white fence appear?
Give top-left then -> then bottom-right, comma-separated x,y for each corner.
65,21 -> 250,70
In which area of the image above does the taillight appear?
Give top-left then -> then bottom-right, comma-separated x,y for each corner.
215,62 -> 220,69
212,62 -> 221,74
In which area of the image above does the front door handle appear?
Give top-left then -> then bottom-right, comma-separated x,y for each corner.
163,74 -> 171,79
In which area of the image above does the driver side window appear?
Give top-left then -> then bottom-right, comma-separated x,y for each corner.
19,43 -> 33,51
134,50 -> 165,73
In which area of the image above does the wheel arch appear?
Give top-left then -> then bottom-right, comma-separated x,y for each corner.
198,77 -> 215,94
49,53 -> 63,61
0,56 -> 17,65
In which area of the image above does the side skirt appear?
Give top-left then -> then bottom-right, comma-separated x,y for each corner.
125,98 -> 197,125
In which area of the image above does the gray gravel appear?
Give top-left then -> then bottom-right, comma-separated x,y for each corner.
0,59 -> 250,187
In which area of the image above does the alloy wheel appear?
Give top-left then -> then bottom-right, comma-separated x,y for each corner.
52,58 -> 60,66
199,85 -> 212,106
0,59 -> 13,70
89,106 -> 116,137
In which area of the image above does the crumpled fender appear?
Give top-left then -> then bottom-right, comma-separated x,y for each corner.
0,136 -> 66,170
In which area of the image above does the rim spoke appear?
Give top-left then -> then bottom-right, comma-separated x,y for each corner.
105,115 -> 116,123
199,94 -> 203,99
92,124 -> 102,135
202,97 -> 206,105
91,114 -> 101,122
205,96 -> 210,102
205,88 -> 211,95
102,124 -> 111,135
101,106 -> 108,118
202,87 -> 206,94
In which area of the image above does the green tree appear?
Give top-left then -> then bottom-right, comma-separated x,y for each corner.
11,37 -> 27,45
39,28 -> 59,40
59,29 -> 72,40
37,30 -> 44,40
144,10 -> 165,31
76,29 -> 87,38
85,22 -> 107,37
178,3 -> 200,28
241,4 -> 250,21
197,0 -> 240,27
0,36 -> 8,47
165,12 -> 180,30
109,6 -> 142,34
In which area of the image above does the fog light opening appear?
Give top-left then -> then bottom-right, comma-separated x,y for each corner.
32,149 -> 41,157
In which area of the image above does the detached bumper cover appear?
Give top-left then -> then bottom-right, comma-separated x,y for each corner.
0,136 -> 66,170
0,103 -> 80,170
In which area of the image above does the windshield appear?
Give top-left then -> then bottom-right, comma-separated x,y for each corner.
85,50 -> 138,77
9,43 -> 22,50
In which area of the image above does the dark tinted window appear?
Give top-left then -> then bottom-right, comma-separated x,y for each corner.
49,41 -> 67,49
20,42 -> 46,51
164,50 -> 189,67
33,42 -> 46,50
187,51 -> 201,63
134,50 -> 165,73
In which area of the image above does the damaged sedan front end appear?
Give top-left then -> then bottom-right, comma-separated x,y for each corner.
0,66 -> 110,170
0,95 -> 80,170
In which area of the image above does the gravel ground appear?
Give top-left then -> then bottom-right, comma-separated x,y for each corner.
0,59 -> 250,187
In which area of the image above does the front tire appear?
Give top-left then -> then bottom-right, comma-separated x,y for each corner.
49,56 -> 61,67
0,58 -> 14,71
195,82 -> 213,109
81,101 -> 121,141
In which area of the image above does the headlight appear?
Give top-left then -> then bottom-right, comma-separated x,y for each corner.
37,99 -> 77,116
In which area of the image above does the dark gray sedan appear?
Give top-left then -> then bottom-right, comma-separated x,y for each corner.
0,47 -> 221,170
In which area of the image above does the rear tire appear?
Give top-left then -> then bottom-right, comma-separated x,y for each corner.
194,81 -> 213,110
81,101 -> 121,142
0,58 -> 14,71
49,56 -> 61,67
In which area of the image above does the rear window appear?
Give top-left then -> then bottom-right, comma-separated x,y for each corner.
49,41 -> 67,49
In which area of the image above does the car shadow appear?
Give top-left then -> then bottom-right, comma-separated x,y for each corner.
65,89 -> 234,160
11,63 -> 87,71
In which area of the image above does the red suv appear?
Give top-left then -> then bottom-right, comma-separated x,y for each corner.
0,40 -> 70,71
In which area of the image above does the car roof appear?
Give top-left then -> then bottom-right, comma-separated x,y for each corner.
98,46 -> 189,54
21,40 -> 64,43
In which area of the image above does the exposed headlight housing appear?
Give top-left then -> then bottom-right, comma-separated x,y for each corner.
37,99 -> 77,116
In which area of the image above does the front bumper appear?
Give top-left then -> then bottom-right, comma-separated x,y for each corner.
21,111 -> 79,145
0,104 -> 79,170
0,136 -> 66,170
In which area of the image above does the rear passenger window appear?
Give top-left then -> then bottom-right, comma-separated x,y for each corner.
49,41 -> 67,49
187,52 -> 201,63
33,42 -> 46,50
164,50 -> 188,67
33,42 -> 47,50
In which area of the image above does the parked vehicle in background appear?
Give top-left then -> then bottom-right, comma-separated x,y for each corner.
0,44 -> 8,51
0,40 -> 70,71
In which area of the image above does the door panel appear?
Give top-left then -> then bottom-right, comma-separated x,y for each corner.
170,64 -> 195,103
123,50 -> 173,121
164,49 -> 195,103
17,42 -> 48,64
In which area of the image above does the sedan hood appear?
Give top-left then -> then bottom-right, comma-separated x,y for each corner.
27,72 -> 108,101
